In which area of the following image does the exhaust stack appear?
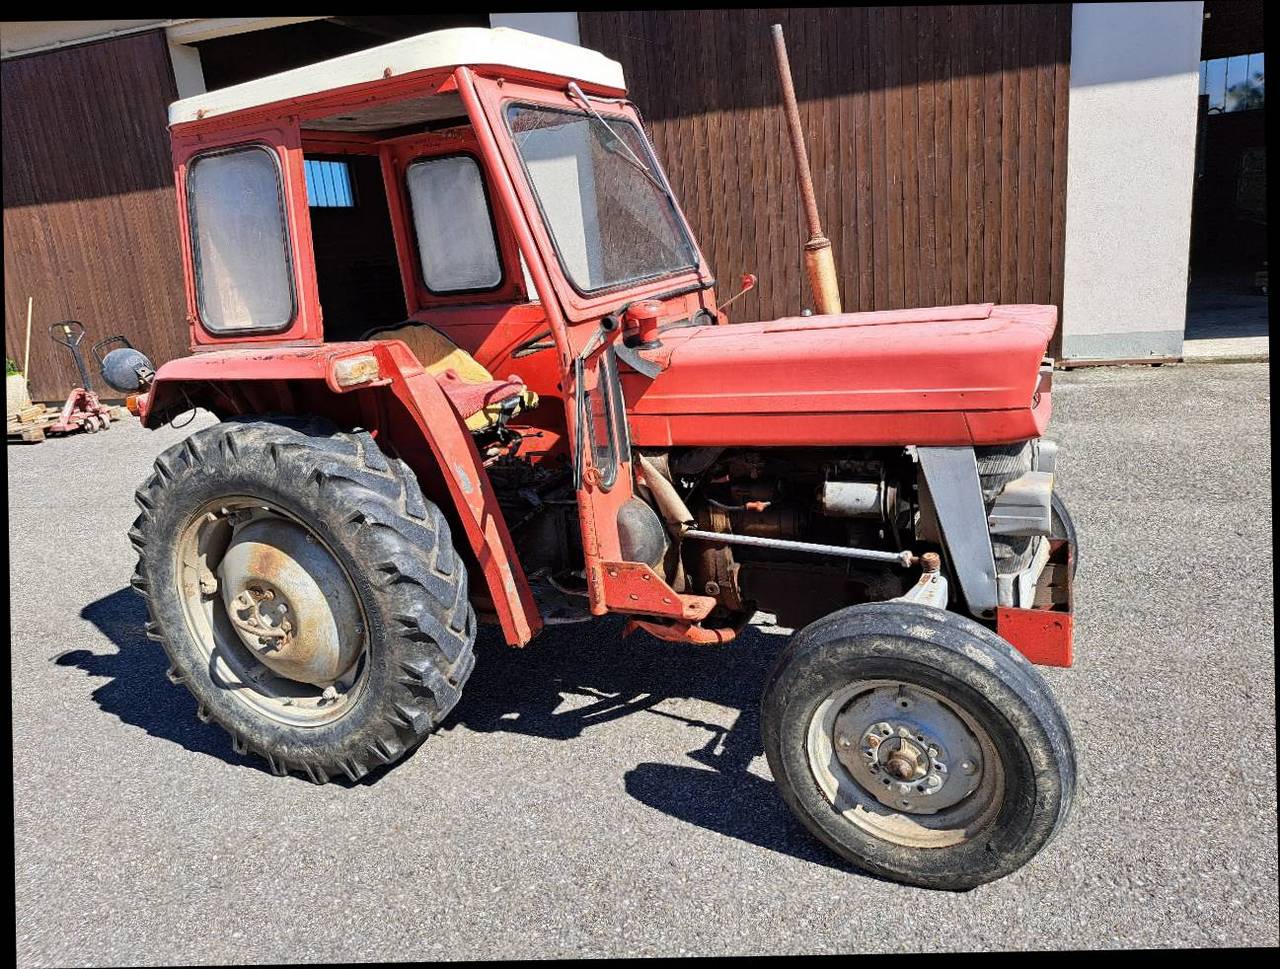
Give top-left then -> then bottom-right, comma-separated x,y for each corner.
771,23 -> 842,316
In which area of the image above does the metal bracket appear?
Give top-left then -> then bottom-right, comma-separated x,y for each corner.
917,446 -> 998,618
987,470 -> 1054,536
894,568 -> 949,609
614,338 -> 662,379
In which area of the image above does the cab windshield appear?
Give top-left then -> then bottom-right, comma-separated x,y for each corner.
506,104 -> 698,295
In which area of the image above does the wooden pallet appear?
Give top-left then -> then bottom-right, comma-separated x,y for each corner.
6,405 -> 128,443
6,405 -> 59,443
13,403 -> 44,423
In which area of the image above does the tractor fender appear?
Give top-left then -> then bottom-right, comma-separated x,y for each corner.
139,340 -> 542,645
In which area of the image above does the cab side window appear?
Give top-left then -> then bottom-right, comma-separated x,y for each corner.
187,145 -> 295,332
405,155 -> 503,294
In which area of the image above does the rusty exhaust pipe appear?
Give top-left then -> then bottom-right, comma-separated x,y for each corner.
771,23 -> 842,316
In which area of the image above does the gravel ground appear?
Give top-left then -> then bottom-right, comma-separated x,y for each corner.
10,361 -> 1276,962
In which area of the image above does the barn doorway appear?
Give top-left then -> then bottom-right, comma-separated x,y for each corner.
1184,0 -> 1267,359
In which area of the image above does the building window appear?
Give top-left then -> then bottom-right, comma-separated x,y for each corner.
405,155 -> 503,294
1200,52 -> 1265,113
304,159 -> 355,207
187,145 -> 295,332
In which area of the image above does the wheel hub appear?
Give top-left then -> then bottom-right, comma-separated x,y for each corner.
217,514 -> 363,686
833,686 -> 984,815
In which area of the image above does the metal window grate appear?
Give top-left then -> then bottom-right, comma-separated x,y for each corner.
304,159 -> 355,207
1200,52 -> 1265,113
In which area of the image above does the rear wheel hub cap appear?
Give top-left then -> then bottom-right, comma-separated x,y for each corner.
218,517 -> 362,686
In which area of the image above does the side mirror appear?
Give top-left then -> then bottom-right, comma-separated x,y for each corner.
93,336 -> 155,393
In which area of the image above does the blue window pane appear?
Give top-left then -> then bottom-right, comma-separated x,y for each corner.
1225,55 -> 1249,110
1201,52 -> 1265,113
1248,52 -> 1264,101
304,159 -> 355,207
1204,57 -> 1228,111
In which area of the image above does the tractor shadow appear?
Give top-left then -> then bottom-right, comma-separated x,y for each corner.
450,619 -> 845,871
62,587 -> 259,771
65,587 -> 400,784
70,586 -> 842,870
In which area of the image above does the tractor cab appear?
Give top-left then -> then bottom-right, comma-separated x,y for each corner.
154,26 -> 711,455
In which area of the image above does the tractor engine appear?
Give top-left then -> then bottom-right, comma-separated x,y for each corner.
640,447 -> 924,629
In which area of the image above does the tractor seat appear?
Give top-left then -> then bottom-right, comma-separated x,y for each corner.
364,321 -> 537,433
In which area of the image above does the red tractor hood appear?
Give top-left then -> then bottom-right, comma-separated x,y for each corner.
623,302 -> 1057,448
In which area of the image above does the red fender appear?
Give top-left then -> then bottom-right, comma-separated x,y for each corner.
138,340 -> 542,646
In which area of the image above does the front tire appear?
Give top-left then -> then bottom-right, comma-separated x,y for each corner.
761,602 -> 1075,889
1050,492 -> 1079,576
129,416 -> 476,784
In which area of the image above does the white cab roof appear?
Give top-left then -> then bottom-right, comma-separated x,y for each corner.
168,26 -> 626,126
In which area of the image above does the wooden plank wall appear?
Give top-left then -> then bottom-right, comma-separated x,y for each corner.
579,6 -> 1071,345
3,30 -> 188,402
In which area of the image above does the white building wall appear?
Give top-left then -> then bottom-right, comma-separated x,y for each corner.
487,12 -> 579,46
1061,2 -> 1204,361
167,40 -> 206,99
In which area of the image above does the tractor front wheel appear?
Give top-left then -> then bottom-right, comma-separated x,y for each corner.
129,416 -> 476,783
1050,492 -> 1079,576
761,602 -> 1075,889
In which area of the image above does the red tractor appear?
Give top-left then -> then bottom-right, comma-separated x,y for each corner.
111,27 -> 1078,890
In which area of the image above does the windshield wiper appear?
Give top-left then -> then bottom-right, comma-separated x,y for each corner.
566,81 -> 672,198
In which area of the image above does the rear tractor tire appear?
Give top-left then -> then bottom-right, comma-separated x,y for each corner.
129,416 -> 477,784
762,602 -> 1075,890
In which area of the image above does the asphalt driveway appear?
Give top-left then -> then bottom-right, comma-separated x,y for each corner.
10,361 -> 1276,962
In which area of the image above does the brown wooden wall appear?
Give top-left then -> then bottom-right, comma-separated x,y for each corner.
579,6 -> 1071,334
3,30 -> 188,402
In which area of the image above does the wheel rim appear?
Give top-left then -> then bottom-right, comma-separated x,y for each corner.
174,496 -> 368,727
805,679 -> 1004,848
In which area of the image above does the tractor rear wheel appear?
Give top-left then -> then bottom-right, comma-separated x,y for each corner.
129,415 -> 476,783
761,602 -> 1075,890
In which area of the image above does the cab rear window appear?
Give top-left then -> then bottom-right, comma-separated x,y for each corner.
187,145 -> 295,332
405,154 -> 503,294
